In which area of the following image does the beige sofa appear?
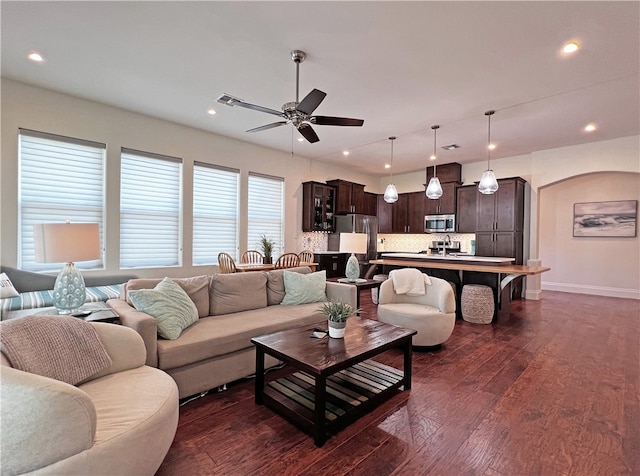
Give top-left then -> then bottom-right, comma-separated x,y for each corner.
108,267 -> 356,399
1,323 -> 179,476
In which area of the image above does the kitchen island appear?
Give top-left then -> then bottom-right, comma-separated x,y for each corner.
370,253 -> 550,319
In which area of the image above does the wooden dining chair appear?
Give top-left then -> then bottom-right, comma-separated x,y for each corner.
298,250 -> 314,263
217,252 -> 237,274
241,250 -> 264,264
274,253 -> 301,269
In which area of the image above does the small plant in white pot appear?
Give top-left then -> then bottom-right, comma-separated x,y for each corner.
320,300 -> 358,338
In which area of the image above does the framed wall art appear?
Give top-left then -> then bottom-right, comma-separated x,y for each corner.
573,200 -> 637,237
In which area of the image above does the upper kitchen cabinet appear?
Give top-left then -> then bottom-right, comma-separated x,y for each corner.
476,177 -> 525,232
391,191 -> 425,233
302,181 -> 336,232
326,179 -> 366,214
377,194 -> 393,233
456,185 -> 477,233
424,182 -> 458,215
426,162 -> 461,184
363,191 -> 378,216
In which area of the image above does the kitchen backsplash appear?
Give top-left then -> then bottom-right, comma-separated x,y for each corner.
378,233 -> 476,254
298,231 -> 476,255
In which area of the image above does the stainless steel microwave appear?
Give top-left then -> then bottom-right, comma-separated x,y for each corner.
424,214 -> 456,233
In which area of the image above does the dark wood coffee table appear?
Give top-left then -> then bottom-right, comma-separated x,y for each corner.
251,318 -> 416,446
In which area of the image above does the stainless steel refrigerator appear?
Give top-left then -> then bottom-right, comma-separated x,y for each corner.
328,214 -> 378,264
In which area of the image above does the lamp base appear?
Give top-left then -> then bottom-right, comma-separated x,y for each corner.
52,262 -> 87,314
345,254 -> 361,281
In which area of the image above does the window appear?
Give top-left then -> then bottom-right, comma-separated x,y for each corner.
193,162 -> 239,265
120,148 -> 182,268
247,172 -> 284,257
18,129 -> 105,271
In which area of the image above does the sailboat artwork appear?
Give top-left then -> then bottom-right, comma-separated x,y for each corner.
573,200 -> 637,237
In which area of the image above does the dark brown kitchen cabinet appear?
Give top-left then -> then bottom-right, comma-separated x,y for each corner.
424,182 -> 458,215
377,194 -> 393,233
476,177 -> 525,232
391,192 -> 425,233
456,185 -> 477,233
363,192 -> 378,216
326,179 -> 366,214
426,162 -> 462,184
313,253 -> 347,279
475,232 -> 523,265
302,181 -> 336,232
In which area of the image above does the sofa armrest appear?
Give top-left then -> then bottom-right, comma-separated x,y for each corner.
86,323 -> 147,380
107,299 -> 158,367
325,282 -> 357,309
0,366 -> 96,475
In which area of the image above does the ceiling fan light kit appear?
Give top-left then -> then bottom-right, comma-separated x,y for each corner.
384,136 -> 399,204
426,124 -> 444,200
216,50 -> 364,144
478,110 -> 499,195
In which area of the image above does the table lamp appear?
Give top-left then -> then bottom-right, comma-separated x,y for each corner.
34,222 -> 101,314
339,232 -> 368,282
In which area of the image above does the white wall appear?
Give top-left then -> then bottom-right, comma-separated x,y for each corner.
0,79 -> 379,279
380,135 -> 640,299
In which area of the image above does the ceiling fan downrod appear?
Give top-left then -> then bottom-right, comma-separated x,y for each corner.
291,50 -> 306,104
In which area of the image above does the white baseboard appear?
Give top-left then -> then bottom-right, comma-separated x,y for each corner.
542,281 -> 640,300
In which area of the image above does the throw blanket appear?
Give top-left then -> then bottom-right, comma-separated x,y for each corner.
389,268 -> 431,296
0,315 -> 112,385
0,284 -> 122,314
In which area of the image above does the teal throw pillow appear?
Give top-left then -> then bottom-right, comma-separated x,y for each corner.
128,277 -> 198,340
281,270 -> 327,306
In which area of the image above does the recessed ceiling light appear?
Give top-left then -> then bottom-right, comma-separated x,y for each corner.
28,51 -> 44,62
441,144 -> 460,150
297,137 -> 304,142
584,123 -> 597,132
430,154 -> 436,161
384,164 -> 391,169
488,143 -> 496,150
207,108 -> 216,115
342,151 -> 350,156
562,41 -> 580,54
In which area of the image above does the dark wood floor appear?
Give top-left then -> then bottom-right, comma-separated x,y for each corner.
156,291 -> 639,476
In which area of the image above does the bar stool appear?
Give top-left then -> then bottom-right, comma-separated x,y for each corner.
461,284 -> 494,324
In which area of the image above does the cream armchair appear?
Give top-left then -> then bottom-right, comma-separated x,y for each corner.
377,273 -> 456,347
1,322 -> 179,476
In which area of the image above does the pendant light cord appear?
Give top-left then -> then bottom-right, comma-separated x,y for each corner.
431,125 -> 439,176
485,110 -> 495,169
389,136 -> 396,182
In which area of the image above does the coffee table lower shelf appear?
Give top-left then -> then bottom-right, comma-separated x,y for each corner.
263,359 -> 404,444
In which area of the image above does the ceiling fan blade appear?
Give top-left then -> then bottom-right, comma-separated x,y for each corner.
217,93 -> 283,117
311,116 -> 364,127
298,124 -> 320,143
246,122 -> 288,133
297,89 -> 327,115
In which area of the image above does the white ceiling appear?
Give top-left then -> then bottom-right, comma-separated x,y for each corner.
2,1 -> 638,176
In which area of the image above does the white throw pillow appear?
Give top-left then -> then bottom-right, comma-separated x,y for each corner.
0,273 -> 19,299
281,270 -> 327,306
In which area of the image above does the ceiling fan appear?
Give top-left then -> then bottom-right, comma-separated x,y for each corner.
216,50 -> 364,143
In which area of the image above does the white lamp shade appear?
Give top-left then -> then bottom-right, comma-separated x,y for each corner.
478,170 -> 499,195
339,233 -> 368,254
383,183 -> 398,203
34,223 -> 101,263
425,177 -> 443,199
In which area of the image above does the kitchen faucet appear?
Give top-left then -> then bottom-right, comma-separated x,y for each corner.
442,235 -> 451,256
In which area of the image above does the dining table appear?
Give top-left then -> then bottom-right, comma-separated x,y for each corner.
235,262 -> 318,272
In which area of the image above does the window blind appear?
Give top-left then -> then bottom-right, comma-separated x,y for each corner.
193,162 -> 239,265
247,172 -> 284,258
120,148 -> 182,268
18,129 -> 105,271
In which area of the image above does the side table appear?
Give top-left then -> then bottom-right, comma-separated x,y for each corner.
326,277 -> 382,309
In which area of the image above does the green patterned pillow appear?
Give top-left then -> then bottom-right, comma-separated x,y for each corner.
129,277 -> 198,340
281,270 -> 327,306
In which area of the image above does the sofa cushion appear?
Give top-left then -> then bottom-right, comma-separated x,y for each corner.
281,270 -> 327,306
156,303 -> 326,370
0,273 -> 19,299
129,278 -> 199,340
209,272 -> 267,316
124,275 -> 210,318
266,266 -> 312,305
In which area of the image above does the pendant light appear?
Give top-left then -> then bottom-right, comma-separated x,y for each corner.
478,110 -> 499,195
425,124 -> 444,199
383,136 -> 399,203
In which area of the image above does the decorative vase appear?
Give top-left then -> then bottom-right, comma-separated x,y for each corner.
328,320 -> 346,338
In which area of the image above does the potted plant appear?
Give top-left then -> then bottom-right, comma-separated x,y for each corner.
259,234 -> 275,264
319,300 -> 358,338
